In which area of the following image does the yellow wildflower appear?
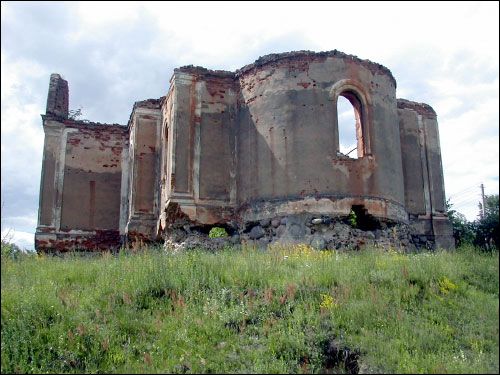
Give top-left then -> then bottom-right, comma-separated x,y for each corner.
320,294 -> 337,309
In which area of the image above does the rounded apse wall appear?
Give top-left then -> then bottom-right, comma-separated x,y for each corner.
235,51 -> 407,223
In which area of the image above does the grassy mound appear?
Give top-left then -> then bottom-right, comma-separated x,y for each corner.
1,245 -> 498,373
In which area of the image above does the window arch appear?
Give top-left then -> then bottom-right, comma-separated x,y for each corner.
330,79 -> 372,158
337,93 -> 361,158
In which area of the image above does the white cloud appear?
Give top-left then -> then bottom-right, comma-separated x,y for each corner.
1,53 -> 46,101
433,97 -> 463,119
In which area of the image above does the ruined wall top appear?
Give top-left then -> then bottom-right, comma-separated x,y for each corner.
126,97 -> 165,129
237,50 -> 397,87
46,73 -> 69,119
43,73 -> 127,130
174,65 -> 235,79
174,50 -> 397,88
132,97 -> 165,110
59,118 -> 127,130
397,98 -> 437,118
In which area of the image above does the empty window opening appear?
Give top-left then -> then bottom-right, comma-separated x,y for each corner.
337,92 -> 364,159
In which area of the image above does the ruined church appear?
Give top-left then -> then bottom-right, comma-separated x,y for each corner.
35,50 -> 454,252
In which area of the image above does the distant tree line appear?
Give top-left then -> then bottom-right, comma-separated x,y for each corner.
447,194 -> 499,250
1,234 -> 25,259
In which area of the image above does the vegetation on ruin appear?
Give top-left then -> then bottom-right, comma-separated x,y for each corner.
1,244 -> 498,374
208,227 -> 229,239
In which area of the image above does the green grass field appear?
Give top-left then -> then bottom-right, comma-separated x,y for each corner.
1,244 -> 498,373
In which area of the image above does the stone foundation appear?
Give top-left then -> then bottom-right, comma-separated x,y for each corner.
163,213 -> 436,253
35,230 -> 121,253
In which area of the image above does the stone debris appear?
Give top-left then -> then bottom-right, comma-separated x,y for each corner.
163,213 -> 431,253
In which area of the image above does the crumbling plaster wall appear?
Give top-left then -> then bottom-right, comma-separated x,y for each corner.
60,123 -> 126,231
398,99 -> 453,249
125,99 -> 162,242
159,51 -> 409,228
157,68 -> 239,231
36,119 -> 128,251
155,51 -> 453,250
235,52 -> 406,223
36,74 -> 128,252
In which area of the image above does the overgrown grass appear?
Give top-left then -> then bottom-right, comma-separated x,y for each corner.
1,244 -> 498,373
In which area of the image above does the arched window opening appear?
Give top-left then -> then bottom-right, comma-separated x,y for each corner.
337,91 -> 365,159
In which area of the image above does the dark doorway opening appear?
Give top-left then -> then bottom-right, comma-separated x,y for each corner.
350,205 -> 381,231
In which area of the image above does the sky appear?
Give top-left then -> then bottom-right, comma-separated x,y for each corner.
1,1 -> 499,250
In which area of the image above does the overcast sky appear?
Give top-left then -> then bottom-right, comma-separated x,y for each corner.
1,1 -> 499,250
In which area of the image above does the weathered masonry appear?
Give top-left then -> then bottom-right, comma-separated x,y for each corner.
35,50 -> 454,252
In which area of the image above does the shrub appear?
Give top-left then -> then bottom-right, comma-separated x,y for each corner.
348,209 -> 357,228
209,227 -> 228,238
1,240 -> 24,259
